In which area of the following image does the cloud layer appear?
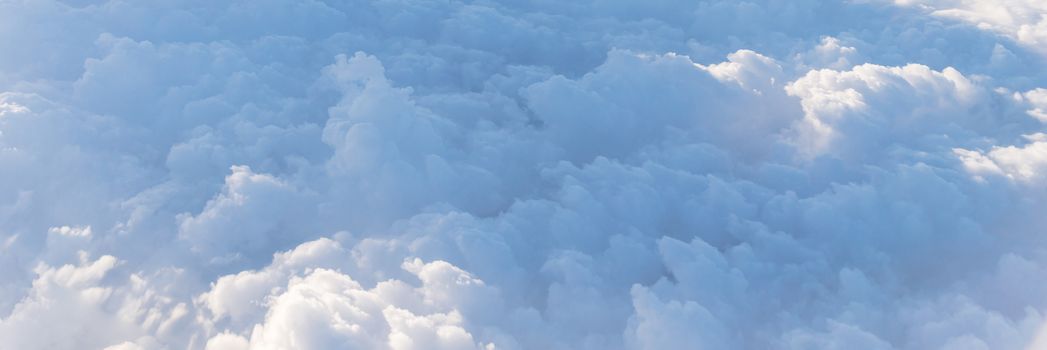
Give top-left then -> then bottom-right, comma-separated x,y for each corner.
2,0 -> 1047,349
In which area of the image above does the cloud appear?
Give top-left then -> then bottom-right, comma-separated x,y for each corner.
895,0 -> 1047,56
0,254 -> 190,349
177,165 -> 316,266
785,62 -> 995,160
2,0 -> 1047,349
955,133 -> 1047,182
200,253 -> 501,350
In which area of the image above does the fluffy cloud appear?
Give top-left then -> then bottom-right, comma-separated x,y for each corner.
896,0 -> 1047,55
0,254 -> 192,349
178,165 -> 316,266
2,0 -> 1047,349
200,249 -> 501,350
785,62 -> 994,160
955,133 -> 1047,182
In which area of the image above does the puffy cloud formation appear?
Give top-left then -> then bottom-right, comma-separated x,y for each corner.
2,0 -> 1047,349
897,0 -> 1047,55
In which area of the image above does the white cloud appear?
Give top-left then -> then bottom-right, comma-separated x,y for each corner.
1022,88 -> 1047,122
48,225 -> 92,237
784,62 -> 1005,161
200,251 -> 503,350
955,133 -> 1047,182
177,165 -> 316,265
0,255 -> 191,349
895,0 -> 1047,56
3,0 -> 1047,349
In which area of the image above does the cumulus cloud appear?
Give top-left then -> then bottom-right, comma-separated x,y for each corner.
785,62 -> 1000,161
955,133 -> 1047,182
896,0 -> 1047,55
178,165 -> 316,266
200,253 -> 500,350
2,0 -> 1047,349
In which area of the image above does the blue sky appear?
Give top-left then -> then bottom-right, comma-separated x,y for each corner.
2,0 -> 1047,349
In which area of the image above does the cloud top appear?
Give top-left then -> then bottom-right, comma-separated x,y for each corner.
1,0 -> 1047,349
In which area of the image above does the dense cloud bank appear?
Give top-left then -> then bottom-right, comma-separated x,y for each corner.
2,0 -> 1047,349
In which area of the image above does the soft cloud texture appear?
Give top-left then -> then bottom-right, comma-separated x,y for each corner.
896,0 -> 1047,55
2,0 -> 1047,349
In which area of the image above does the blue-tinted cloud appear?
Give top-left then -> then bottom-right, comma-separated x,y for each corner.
2,0 -> 1047,349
